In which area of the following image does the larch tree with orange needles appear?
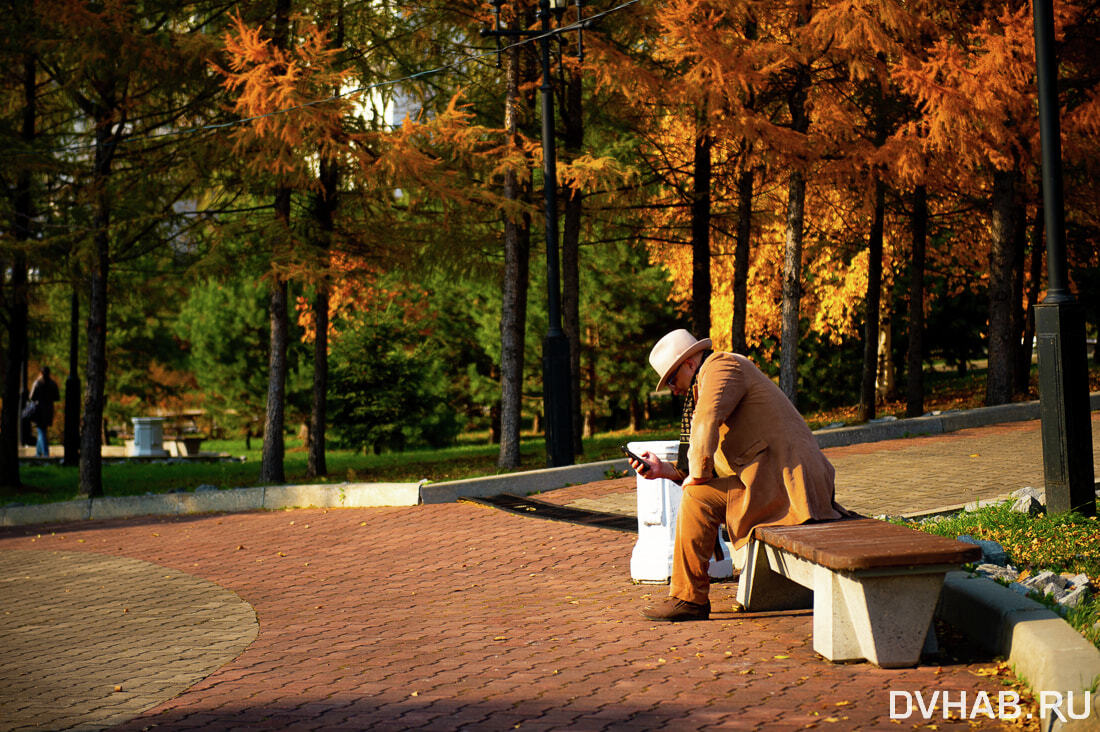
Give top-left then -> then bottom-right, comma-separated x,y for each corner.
219,2 -> 352,483
895,0 -> 1048,407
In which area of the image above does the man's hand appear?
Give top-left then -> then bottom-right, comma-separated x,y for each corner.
629,451 -> 685,482
626,450 -> 657,477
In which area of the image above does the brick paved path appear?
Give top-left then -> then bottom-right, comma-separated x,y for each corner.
2,501 -> 1029,730
550,416 -> 1100,519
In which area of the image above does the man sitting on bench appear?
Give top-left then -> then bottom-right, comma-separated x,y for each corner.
626,329 -> 854,621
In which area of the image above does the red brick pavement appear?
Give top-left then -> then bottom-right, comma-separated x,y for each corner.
1,502 -> 1027,730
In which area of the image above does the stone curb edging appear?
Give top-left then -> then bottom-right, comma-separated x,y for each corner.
419,459 -> 626,504
4,392 -> 1097,527
0,483 -> 420,527
939,572 -> 1100,731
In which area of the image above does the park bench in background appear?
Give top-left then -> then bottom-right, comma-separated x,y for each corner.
736,518 -> 982,668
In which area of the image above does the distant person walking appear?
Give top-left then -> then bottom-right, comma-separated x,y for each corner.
28,366 -> 60,457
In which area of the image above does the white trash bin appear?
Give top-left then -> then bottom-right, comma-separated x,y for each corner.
131,417 -> 169,457
628,440 -> 735,583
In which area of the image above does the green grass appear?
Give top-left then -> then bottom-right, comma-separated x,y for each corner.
912,502 -> 1100,649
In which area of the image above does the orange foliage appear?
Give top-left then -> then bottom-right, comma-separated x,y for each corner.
294,255 -> 432,342
217,12 -> 353,183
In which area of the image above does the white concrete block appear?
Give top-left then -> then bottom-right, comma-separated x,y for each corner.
834,572 -> 944,668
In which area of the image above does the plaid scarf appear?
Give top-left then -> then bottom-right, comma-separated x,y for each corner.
675,350 -> 712,475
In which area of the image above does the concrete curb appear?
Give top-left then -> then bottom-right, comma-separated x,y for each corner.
419,459 -> 625,504
939,572 -> 1100,731
3,393 -> 1097,528
0,483 -> 420,527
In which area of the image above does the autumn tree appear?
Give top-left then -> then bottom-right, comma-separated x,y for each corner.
219,4 -> 352,483
0,0 -> 39,487
23,0 -> 228,496
896,1 -> 1051,406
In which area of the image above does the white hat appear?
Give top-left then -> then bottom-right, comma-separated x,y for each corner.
648,329 -> 712,391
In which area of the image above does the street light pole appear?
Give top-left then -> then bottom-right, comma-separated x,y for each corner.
536,0 -> 574,467
484,0 -> 577,466
1031,0 -> 1095,516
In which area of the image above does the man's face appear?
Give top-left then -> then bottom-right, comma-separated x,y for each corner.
667,359 -> 695,397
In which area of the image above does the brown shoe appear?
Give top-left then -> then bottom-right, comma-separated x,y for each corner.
640,598 -> 710,622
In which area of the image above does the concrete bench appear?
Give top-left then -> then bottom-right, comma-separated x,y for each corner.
735,518 -> 982,668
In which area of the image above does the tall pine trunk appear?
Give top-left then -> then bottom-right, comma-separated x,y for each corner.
779,169 -> 806,404
730,19 -> 758,355
857,178 -> 886,421
260,0 -> 292,485
306,5 -> 342,480
779,58 -> 810,404
64,285 -> 80,466
79,116 -> 119,498
307,157 -> 333,478
691,118 -> 712,338
906,185 -> 928,417
985,169 -> 1017,405
562,65 -> 584,456
261,189 -> 291,485
498,37 -> 530,470
1017,206 -> 1044,394
1010,199 -> 1027,397
730,162 -> 753,355
1,50 -> 35,489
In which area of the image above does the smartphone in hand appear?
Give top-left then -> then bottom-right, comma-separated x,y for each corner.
620,445 -> 650,475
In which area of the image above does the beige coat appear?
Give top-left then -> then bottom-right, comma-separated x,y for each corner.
686,352 -> 843,548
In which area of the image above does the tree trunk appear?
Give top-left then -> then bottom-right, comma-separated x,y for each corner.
779,56 -> 809,405
985,169 -> 1017,406
64,286 -> 80,466
497,37 -> 530,470
779,168 -> 805,404
1016,205 -> 1044,394
306,0 -> 343,479
0,50 -> 35,489
260,189 -> 291,485
858,178 -> 886,421
1010,198 -> 1027,397
562,65 -> 584,456
691,120 -> 712,338
79,115 -> 119,498
906,185 -> 928,417
1,263 -> 28,490
261,0 -> 292,485
307,283 -> 328,478
306,161 -> 339,480
730,163 -> 753,354
79,223 -> 110,497
629,396 -> 644,433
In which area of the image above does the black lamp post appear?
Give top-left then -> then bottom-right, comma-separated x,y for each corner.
483,0 -> 581,466
1032,0 -> 1096,515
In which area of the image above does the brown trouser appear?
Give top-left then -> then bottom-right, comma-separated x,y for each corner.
669,476 -> 746,605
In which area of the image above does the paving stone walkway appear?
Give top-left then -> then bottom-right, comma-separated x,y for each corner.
553,416 -> 1100,519
0,550 -> 256,732
0,416 -> 1096,731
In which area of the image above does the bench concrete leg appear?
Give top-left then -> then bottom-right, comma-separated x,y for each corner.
736,540 -> 813,611
816,571 -> 945,668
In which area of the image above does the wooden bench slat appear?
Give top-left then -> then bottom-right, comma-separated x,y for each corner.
753,518 -> 982,572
